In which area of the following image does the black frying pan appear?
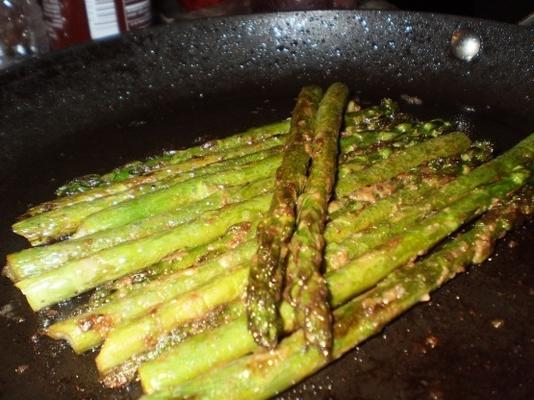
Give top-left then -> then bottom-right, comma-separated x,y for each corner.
0,10 -> 533,400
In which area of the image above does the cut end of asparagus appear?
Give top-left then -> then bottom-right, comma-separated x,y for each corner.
46,317 -> 107,354
2,264 -> 17,282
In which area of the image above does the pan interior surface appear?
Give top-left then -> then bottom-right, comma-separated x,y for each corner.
0,10 -> 532,400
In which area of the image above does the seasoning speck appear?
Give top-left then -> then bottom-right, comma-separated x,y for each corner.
400,94 -> 423,105
15,365 -> 29,374
491,319 -> 504,329
425,335 -> 439,349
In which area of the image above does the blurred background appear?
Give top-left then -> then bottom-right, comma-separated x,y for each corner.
0,0 -> 532,69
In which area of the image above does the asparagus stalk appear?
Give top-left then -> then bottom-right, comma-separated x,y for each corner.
344,98 -> 402,132
136,171 -> 529,390
90,221 -> 257,306
45,168 -> 431,351
84,133 -> 469,241
96,266 -> 250,374
6,178 -> 273,281
74,152 -> 282,238
336,131 -> 471,197
43,159 -> 463,353
6,132 -> 469,282
47,240 -> 257,354
141,192 -> 532,400
139,313 -> 252,394
15,100 -> 445,246
325,172 -> 527,308
14,133 -> 526,309
56,99 -> 406,198
246,85 -> 323,348
69,118 -> 422,212
13,148 -> 282,245
103,300 -> 244,389
340,118 -> 452,161
38,137 -> 530,357
13,109 -> 429,246
29,135 -> 286,216
327,135 -> 533,243
284,82 -> 348,356
55,120 -> 291,196
15,193 -> 272,311
325,149 -> 520,270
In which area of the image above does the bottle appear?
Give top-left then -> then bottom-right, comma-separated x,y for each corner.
0,0 -> 49,69
41,0 -> 153,50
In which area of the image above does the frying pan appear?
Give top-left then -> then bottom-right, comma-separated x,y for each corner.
0,10 -> 533,400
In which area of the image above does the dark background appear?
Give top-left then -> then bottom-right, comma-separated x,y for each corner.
158,0 -> 533,24
392,0 -> 532,24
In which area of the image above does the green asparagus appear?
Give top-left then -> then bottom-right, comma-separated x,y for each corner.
140,191 -> 532,400
95,266 -> 250,374
89,221 -> 257,306
7,131 -> 474,285
16,194 -> 271,310
43,157 -> 466,354
56,120 -> 290,196
29,135 -> 286,215
6,88 -> 533,400
6,178 -> 273,281
246,85 -> 323,348
14,149 -> 282,245
56,99 -> 404,198
47,240 -> 257,353
103,300 -> 244,389
336,131 -> 471,197
13,110 -> 437,246
284,82 -> 348,356
135,170 -> 528,389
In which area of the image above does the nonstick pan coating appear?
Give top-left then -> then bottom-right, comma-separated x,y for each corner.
0,10 -> 533,400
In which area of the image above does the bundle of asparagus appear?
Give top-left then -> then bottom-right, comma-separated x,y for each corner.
4,83 -> 533,400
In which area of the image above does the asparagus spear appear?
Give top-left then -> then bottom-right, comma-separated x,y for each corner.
47,240 -> 257,354
325,172 -> 527,307
56,120 -> 291,196
13,132 -> 524,309
38,133 -> 532,386
56,99 -> 405,198
84,128 -> 456,237
103,300 -> 245,389
82,221 -> 257,310
29,136 -> 286,216
6,178 -> 273,281
246,85 -> 323,348
97,83 -> 342,373
142,192 -> 532,400
38,137 -> 529,358
344,98 -> 403,132
340,118 -> 452,160
325,149 -> 520,270
13,148 -> 282,245
136,171 -> 528,389
15,193 -> 271,311
6,132 -> 468,282
44,165 -> 436,351
327,135 -> 532,242
15,138 -> 494,309
96,266 -> 250,373
13,108 -> 428,246
43,157 -> 464,353
336,131 -> 471,197
139,312 -> 251,394
80,230 -> 255,322
284,82 -> 348,356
